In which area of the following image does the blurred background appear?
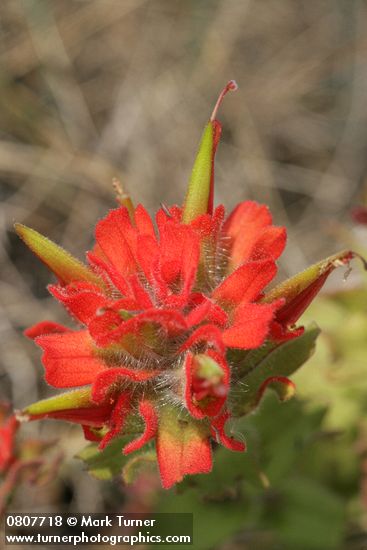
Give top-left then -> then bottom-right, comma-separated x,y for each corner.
1,1 -> 367,548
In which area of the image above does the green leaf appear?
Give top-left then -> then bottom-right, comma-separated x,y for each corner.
230,325 -> 320,416
122,449 -> 157,484
230,342 -> 277,379
274,476 -> 344,550
76,436 -> 131,481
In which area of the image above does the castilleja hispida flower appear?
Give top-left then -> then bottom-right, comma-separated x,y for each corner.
15,82 -> 356,489
0,405 -> 18,477
0,403 -> 62,514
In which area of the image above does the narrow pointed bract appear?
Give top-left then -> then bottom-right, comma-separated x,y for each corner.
14,224 -> 101,286
263,250 -> 355,326
182,81 -> 237,223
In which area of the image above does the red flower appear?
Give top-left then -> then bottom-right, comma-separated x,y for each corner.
0,403 -> 62,515
352,205 -> 367,225
16,82 -> 354,489
0,405 -> 18,474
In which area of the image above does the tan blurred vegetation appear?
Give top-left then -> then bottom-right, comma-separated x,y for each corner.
1,0 -> 367,525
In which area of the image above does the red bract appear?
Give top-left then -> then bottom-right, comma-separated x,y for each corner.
20,202 -> 283,488
16,82 -> 354,489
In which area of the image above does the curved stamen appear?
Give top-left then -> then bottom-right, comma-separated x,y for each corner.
210,80 -> 238,122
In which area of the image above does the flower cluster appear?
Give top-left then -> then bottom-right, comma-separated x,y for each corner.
0,403 -> 60,514
0,405 -> 18,477
16,82 -> 353,489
